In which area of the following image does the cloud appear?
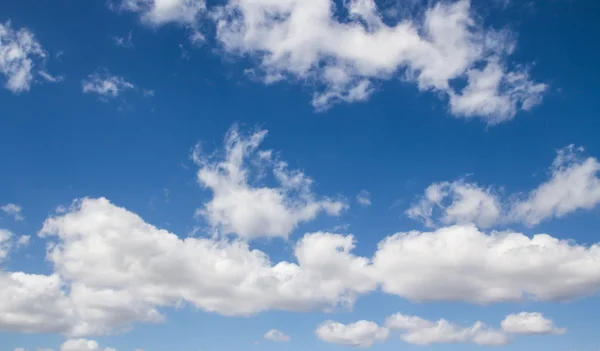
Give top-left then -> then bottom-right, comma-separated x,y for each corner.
0,229 -> 12,261
60,339 -> 115,351
316,320 -> 389,347
38,70 -> 64,83
194,125 -> 347,240
0,21 -> 47,93
385,313 -> 508,345
264,329 -> 290,342
116,0 -> 206,27
82,71 -> 135,98
0,197 -> 374,336
407,145 -> 600,228
373,224 -> 600,303
501,312 -> 566,335
211,0 -> 546,122
2,203 -> 24,221
16,235 -> 30,247
113,31 -> 134,48
356,190 -> 372,207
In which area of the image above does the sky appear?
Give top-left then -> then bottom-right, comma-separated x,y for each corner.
1,0 -> 600,350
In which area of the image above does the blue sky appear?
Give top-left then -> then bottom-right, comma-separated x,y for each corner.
1,0 -> 600,351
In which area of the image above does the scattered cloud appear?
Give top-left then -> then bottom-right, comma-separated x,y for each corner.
38,70 -> 64,83
407,145 -> 600,228
0,21 -> 47,93
356,190 -> 372,207
82,70 -> 135,98
264,329 -> 290,342
60,339 -> 115,351
316,320 -> 389,347
113,31 -> 133,48
501,312 -> 566,335
1,203 -> 24,221
385,313 -> 508,346
211,0 -> 546,122
193,125 -> 347,240
16,235 -> 30,247
0,229 -> 12,262
116,0 -> 206,27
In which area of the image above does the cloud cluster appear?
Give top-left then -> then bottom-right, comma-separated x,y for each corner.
0,197 -> 597,337
1,203 -> 24,221
117,0 -> 206,26
210,0 -> 546,121
0,21 -> 46,93
194,125 -> 346,240
317,312 -> 564,347
407,145 -> 600,228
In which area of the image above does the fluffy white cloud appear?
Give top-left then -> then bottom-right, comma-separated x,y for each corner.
0,197 -> 374,336
374,224 -> 600,303
2,203 -> 24,221
501,312 -> 566,335
82,71 -> 135,98
60,339 -> 115,351
356,190 -> 371,206
385,313 -> 508,346
0,21 -> 47,92
316,320 -> 389,347
510,145 -> 600,226
194,125 -> 346,240
406,181 -> 502,228
407,145 -> 600,228
264,329 -> 290,342
211,0 -> 545,121
117,0 -> 206,26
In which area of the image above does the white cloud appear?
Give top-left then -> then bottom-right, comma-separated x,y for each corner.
60,339 -> 115,351
82,71 -> 135,98
356,190 -> 372,207
17,235 -> 30,247
501,312 -> 566,335
0,229 -> 12,261
264,329 -> 290,342
316,320 -> 389,347
385,313 -> 508,345
406,181 -> 502,228
211,0 -> 546,122
0,197 -> 374,336
194,125 -> 347,240
38,70 -> 64,83
2,203 -> 24,221
510,145 -> 600,226
0,21 -> 47,93
373,224 -> 600,303
117,0 -> 206,26
407,145 -> 600,228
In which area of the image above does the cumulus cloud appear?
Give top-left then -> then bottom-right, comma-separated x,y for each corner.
356,190 -> 372,207
60,339 -> 115,351
116,0 -> 206,27
194,125 -> 347,240
385,313 -> 508,345
374,224 -> 600,303
0,21 -> 48,92
501,312 -> 566,335
407,145 -> 600,228
82,71 -> 135,98
0,197 -> 374,336
2,203 -> 24,221
211,0 -> 546,121
264,329 -> 290,342
316,320 -> 389,347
